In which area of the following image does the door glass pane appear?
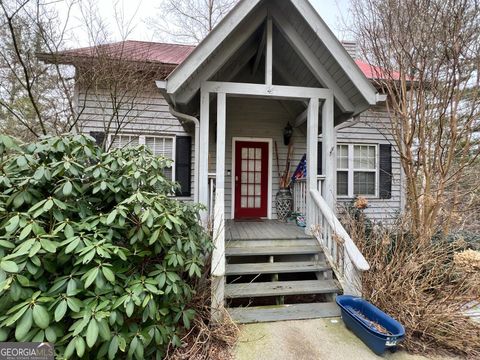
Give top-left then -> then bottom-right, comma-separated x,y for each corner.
255,149 -> 261,159
255,197 -> 261,208
241,185 -> 247,195
241,197 -> 247,208
249,148 -> 255,158
248,197 -> 254,208
241,172 -> 248,183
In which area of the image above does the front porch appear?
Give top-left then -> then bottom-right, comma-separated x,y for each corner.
226,219 -> 309,241
159,0 -> 378,322
202,82 -> 371,321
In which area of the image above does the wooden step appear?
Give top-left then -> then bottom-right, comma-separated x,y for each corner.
227,237 -> 316,243
226,261 -> 329,276
225,280 -> 340,298
225,245 -> 322,257
228,302 -> 341,323
226,238 -> 318,248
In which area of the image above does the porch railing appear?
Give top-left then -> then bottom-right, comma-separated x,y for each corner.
309,189 -> 370,295
292,176 -> 324,215
209,172 -> 369,295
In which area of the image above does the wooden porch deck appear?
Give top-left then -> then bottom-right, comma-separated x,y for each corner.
225,220 -> 308,241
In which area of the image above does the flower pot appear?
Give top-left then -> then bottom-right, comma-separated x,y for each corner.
275,188 -> 293,221
336,295 -> 405,355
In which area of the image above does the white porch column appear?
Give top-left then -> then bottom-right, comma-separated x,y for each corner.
322,95 -> 336,210
265,16 -> 273,85
199,90 -> 210,225
306,98 -> 319,232
211,92 -> 226,322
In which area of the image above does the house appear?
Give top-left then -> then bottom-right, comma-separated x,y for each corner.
40,0 -> 404,323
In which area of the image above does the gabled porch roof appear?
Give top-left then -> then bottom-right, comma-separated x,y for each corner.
163,0 -> 381,119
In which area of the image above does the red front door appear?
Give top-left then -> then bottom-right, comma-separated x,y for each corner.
235,141 -> 269,219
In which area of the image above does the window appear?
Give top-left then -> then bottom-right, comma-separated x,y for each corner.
111,134 -> 139,148
145,136 -> 175,180
337,144 -> 378,197
110,134 -> 176,181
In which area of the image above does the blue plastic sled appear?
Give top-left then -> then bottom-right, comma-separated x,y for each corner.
336,295 -> 405,355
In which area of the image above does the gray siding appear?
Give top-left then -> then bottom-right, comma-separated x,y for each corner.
76,82 -> 402,222
210,99 -> 402,222
337,105 -> 403,223
76,82 -> 195,200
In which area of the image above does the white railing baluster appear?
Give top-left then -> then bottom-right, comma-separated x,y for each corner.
292,176 -> 325,217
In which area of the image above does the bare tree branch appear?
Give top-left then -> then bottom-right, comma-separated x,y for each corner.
148,0 -> 239,44
351,0 -> 480,238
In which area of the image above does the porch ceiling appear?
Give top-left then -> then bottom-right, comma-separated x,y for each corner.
162,0 -> 379,121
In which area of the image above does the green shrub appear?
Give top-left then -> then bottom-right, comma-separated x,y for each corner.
0,134 -> 212,359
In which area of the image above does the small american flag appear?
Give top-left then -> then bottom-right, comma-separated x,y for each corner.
292,154 -> 307,182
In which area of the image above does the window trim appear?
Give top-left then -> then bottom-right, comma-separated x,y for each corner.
107,133 -> 177,181
337,143 -> 379,199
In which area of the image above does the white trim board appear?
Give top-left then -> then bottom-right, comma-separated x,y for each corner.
202,81 -> 333,100
231,137 -> 273,220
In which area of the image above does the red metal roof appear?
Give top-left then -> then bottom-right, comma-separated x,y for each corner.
53,40 -> 392,80
54,40 -> 195,66
355,60 -> 401,81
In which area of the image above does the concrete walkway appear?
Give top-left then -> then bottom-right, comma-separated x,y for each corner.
234,318 -> 456,360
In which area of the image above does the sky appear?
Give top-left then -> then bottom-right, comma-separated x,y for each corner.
55,0 -> 353,48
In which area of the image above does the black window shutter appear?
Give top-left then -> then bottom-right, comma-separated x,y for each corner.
90,132 -> 105,148
175,136 -> 192,197
379,144 -> 393,199
317,142 -> 323,175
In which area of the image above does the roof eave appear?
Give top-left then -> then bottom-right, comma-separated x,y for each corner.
37,52 -> 179,72
165,0 -> 263,95
290,0 -> 379,106
166,0 -> 380,109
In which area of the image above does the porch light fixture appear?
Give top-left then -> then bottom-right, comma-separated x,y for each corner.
283,122 -> 293,146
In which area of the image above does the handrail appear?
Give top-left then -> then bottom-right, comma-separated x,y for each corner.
294,175 -> 326,182
310,189 -> 369,271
